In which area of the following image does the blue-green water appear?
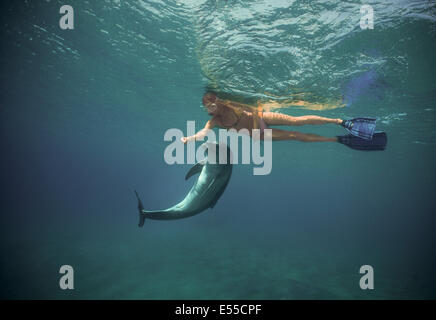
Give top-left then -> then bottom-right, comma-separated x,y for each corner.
1,0 -> 436,299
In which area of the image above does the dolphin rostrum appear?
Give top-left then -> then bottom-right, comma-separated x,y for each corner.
134,142 -> 233,226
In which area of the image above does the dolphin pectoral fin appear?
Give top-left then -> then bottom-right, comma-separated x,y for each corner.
185,159 -> 206,180
134,190 -> 146,227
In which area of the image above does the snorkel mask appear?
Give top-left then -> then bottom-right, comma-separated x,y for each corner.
202,92 -> 218,115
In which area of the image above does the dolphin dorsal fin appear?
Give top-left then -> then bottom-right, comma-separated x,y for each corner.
185,159 -> 206,180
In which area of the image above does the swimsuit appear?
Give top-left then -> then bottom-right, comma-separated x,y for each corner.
223,102 -> 269,134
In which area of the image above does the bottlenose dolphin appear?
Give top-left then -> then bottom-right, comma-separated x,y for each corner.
134,142 -> 233,226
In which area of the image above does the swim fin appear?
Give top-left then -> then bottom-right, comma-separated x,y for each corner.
337,131 -> 387,151
341,117 -> 376,140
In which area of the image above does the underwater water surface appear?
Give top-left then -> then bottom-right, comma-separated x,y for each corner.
1,0 -> 436,299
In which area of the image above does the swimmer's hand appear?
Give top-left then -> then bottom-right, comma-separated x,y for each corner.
181,137 -> 188,144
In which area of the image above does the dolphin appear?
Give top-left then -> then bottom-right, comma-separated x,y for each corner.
134,142 -> 233,226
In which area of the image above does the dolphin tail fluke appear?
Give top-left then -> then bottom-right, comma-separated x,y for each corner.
138,212 -> 146,227
134,190 -> 146,227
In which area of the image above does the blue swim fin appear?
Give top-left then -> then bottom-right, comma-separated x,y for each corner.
337,131 -> 387,151
341,117 -> 376,140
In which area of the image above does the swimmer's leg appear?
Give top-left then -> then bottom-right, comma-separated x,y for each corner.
258,98 -> 345,112
263,112 -> 342,126
270,128 -> 337,142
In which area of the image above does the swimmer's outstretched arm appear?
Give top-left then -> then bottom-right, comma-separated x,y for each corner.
181,119 -> 216,144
